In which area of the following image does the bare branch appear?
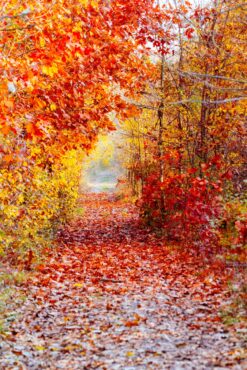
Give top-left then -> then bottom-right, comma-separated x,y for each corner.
179,71 -> 247,84
132,97 -> 247,111
219,2 -> 247,14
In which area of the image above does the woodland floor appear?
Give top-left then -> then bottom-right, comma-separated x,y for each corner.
0,194 -> 246,369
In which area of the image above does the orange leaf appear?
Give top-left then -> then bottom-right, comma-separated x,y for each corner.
1,125 -> 11,135
5,100 -> 14,109
124,320 -> 139,327
3,154 -> 13,163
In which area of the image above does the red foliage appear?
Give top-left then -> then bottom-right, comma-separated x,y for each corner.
235,219 -> 247,246
140,165 -> 224,250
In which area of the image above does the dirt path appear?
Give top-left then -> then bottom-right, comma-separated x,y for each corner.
0,194 -> 246,369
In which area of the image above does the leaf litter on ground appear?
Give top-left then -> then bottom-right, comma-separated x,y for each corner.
0,193 -> 246,369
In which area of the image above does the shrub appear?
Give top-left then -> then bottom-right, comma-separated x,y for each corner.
0,142 -> 83,268
140,165 -> 224,250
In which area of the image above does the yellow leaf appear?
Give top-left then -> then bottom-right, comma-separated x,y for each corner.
79,0 -> 88,6
40,37 -> 46,47
18,194 -> 24,203
42,65 -> 58,77
50,103 -> 57,111
91,0 -> 98,8
50,64 -> 58,76
34,345 -> 46,351
72,22 -> 83,33
73,283 -> 83,288
42,66 -> 49,75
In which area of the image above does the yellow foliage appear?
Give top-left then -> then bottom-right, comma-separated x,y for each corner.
50,103 -> 57,111
0,136 -> 84,264
42,64 -> 59,78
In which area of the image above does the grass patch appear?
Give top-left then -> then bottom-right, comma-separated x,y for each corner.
220,280 -> 247,328
75,206 -> 85,217
0,268 -> 28,335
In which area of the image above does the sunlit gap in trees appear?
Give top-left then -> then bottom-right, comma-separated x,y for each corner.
81,131 -> 124,193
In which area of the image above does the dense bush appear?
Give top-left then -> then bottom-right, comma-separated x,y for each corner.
140,165 -> 224,250
0,142 -> 83,267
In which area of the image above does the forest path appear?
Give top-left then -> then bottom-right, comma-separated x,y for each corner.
0,194 -> 245,369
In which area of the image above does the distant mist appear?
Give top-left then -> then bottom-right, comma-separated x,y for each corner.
81,131 -> 124,193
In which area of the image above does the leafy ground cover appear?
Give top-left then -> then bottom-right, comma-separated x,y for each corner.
0,194 -> 246,369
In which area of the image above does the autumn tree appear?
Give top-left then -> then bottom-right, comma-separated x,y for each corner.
120,0 -> 246,250
0,0 -> 163,265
